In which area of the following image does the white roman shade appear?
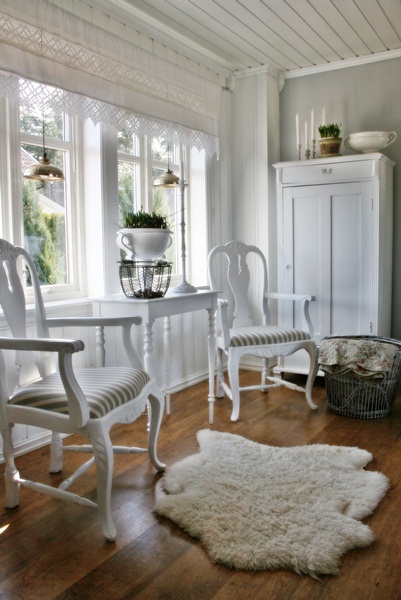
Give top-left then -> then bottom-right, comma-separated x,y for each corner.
0,0 -> 221,155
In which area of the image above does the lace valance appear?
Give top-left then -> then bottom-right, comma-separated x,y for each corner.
0,0 -> 221,155
0,72 -> 219,155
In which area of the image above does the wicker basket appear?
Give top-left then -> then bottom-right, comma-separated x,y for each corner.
119,261 -> 172,299
323,336 -> 401,419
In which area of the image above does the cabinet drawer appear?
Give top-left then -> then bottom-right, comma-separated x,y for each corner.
279,159 -> 374,184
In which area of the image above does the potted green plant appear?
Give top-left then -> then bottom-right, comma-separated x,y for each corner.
116,209 -> 172,263
318,123 -> 342,157
123,209 -> 168,229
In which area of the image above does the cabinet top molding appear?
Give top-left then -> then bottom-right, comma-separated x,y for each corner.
273,153 -> 395,187
273,152 -> 395,170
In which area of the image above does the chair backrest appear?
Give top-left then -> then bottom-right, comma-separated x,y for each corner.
0,238 -> 52,385
208,241 -> 271,328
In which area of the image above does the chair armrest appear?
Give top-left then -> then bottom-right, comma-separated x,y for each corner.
265,293 -> 315,338
0,336 -> 84,353
0,336 -> 88,427
217,298 -> 231,350
46,316 -> 143,370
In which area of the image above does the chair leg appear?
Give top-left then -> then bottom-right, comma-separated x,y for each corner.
49,431 -> 63,473
304,344 -> 319,410
216,348 -> 225,397
1,425 -> 20,508
227,354 -> 241,422
89,424 -> 116,542
147,389 -> 166,472
261,357 -> 270,393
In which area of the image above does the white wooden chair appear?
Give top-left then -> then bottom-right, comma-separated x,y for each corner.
0,238 -> 165,541
208,241 -> 319,422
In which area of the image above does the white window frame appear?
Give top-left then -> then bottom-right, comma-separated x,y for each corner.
0,96 -> 87,303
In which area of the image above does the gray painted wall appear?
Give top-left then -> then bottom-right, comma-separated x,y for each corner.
279,57 -> 401,338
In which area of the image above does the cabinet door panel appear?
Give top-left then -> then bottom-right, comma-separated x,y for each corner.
281,182 -> 372,343
331,184 -> 373,336
282,187 -> 328,340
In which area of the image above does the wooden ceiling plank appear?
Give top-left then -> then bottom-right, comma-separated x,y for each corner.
211,0 -> 316,68
334,0 -> 388,53
308,0 -> 373,56
260,0 -> 344,62
165,0 -> 301,70
230,0 -> 330,66
377,0 -> 401,41
283,0 -> 358,60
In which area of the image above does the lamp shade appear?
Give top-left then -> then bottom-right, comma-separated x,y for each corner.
153,168 -> 180,187
23,154 -> 65,181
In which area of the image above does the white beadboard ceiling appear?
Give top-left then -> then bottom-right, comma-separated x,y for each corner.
98,0 -> 401,76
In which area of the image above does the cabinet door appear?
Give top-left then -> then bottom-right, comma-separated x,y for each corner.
279,181 -> 374,344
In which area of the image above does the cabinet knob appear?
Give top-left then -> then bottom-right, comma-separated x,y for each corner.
321,168 -> 333,174
286,264 -> 293,271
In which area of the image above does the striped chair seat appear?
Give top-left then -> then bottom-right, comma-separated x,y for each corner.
9,367 -> 150,419
227,326 -> 311,348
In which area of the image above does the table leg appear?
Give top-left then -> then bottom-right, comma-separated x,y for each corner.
143,319 -> 156,427
207,307 -> 216,424
143,320 -> 155,377
163,316 -> 171,414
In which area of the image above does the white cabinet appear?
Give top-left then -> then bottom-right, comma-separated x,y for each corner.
273,153 -> 394,375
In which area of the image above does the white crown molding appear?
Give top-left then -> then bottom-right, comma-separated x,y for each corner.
285,48 -> 401,79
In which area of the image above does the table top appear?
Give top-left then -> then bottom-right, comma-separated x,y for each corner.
92,288 -> 219,320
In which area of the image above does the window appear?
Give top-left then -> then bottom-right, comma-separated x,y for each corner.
117,133 -> 185,276
20,100 -> 72,288
0,86 -> 83,301
151,139 -> 181,273
116,134 -> 207,285
117,129 -> 141,223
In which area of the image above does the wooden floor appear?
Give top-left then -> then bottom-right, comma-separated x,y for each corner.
1,371 -> 401,600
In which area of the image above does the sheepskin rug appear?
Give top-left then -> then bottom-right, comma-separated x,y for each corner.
154,429 -> 389,577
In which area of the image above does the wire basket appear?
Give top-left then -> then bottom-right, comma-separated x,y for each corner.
119,261 -> 172,299
323,336 -> 401,419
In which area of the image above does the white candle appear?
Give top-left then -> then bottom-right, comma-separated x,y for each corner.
305,121 -> 309,149
296,113 -> 300,145
311,108 -> 315,139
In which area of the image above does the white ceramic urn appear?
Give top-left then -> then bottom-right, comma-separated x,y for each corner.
116,228 -> 173,262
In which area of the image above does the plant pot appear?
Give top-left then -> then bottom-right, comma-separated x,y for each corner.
116,228 -> 173,262
318,137 -> 342,157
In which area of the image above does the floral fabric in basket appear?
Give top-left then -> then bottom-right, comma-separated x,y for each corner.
319,338 -> 398,380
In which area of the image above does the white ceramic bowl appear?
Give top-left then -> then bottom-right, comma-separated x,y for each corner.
344,131 -> 396,153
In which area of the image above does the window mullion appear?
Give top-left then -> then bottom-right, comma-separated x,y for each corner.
143,136 -> 152,212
